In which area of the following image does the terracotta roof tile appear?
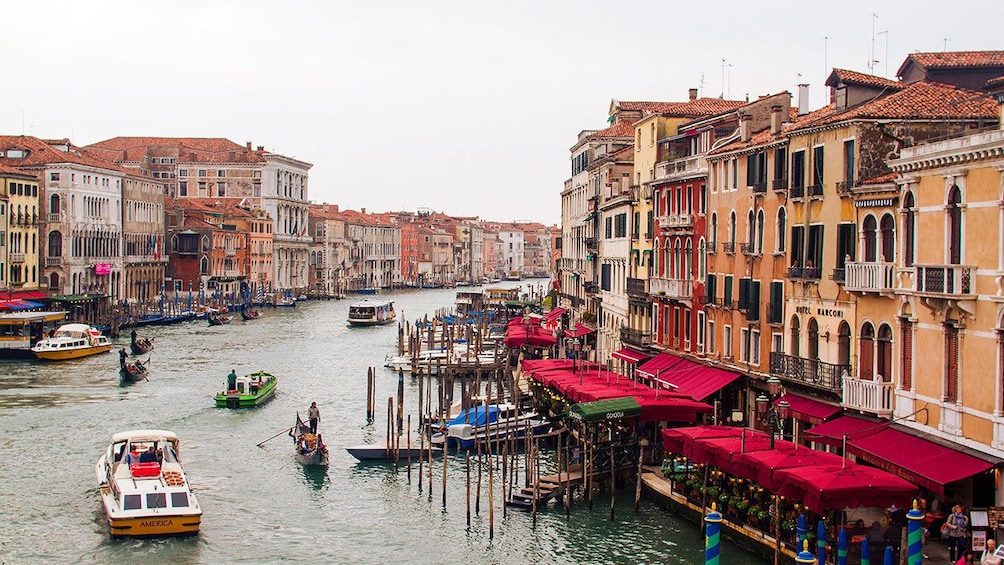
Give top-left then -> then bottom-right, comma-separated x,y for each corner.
0,135 -> 134,174
616,101 -> 681,113
986,75 -> 1004,88
859,172 -> 898,185
0,163 -> 36,178
826,68 -> 903,90
663,98 -> 745,117
904,51 -> 1004,69
589,120 -> 636,138
85,137 -> 266,164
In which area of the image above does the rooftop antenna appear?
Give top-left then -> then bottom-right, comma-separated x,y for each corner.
877,30 -> 889,77
943,37 -> 950,51
824,36 -> 831,74
868,13 -> 879,74
698,73 -> 706,98
727,63 -> 734,99
720,58 -> 727,99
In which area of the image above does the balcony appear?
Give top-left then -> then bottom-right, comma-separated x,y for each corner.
842,376 -> 894,417
584,237 -> 598,251
655,155 -> 707,181
772,178 -> 788,191
650,277 -> 693,301
620,327 -> 652,348
706,240 -> 717,254
845,262 -> 896,293
225,249 -> 237,257
10,253 -> 24,264
808,184 -> 824,197
45,257 -> 61,267
836,180 -> 855,195
721,242 -> 736,254
751,182 -> 767,194
790,185 -> 805,199
583,281 -> 599,294
656,214 -> 694,230
769,352 -> 846,393
831,268 -> 845,283
48,213 -> 60,223
739,242 -> 760,257
626,277 -> 648,297
912,264 -> 974,296
786,267 -> 822,280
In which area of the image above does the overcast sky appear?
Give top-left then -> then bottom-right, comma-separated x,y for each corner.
2,1 -> 1001,225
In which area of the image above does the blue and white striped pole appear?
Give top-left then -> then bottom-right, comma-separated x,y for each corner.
705,502 -> 723,565
907,500 -> 925,565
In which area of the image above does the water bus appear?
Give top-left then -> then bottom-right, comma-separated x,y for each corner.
0,310 -> 67,358
347,299 -> 396,326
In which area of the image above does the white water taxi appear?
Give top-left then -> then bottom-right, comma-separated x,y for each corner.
31,323 -> 111,360
95,429 -> 202,537
347,299 -> 396,326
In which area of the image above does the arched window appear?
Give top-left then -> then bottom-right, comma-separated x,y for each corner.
756,209 -> 765,253
790,316 -> 801,357
747,210 -> 755,245
710,212 -> 718,245
663,239 -> 671,276
684,238 -> 693,279
880,214 -> 895,263
171,234 -> 179,252
947,185 -> 962,264
729,210 -> 737,245
903,192 -> 916,267
877,323 -> 893,382
200,256 -> 209,274
49,272 -> 59,292
859,322 -> 875,380
201,235 -> 211,252
47,231 -> 62,258
808,318 -> 819,360
698,237 -> 707,280
777,207 -> 786,252
863,215 -> 877,262
837,321 -> 851,367
673,238 -> 682,278
49,194 -> 59,214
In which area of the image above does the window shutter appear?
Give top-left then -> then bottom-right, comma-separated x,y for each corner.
946,325 -> 959,402
900,321 -> 913,391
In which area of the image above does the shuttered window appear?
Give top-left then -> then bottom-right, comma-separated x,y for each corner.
859,323 -> 875,381
769,281 -> 783,324
900,321 -> 913,391
706,274 -> 717,306
724,275 -> 733,308
946,325 -> 959,402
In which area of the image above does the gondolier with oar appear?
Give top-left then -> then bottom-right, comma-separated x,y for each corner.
308,402 -> 320,434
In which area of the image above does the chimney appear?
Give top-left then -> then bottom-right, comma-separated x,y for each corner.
770,105 -> 783,135
246,141 -> 252,150
361,207 -> 366,214
688,88 -> 698,101
257,146 -> 264,152
739,113 -> 752,142
797,83 -> 810,115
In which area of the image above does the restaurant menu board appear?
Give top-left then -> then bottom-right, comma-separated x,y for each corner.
985,508 -> 1004,529
972,510 -> 990,528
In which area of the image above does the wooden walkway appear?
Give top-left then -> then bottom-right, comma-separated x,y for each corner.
507,467 -> 584,510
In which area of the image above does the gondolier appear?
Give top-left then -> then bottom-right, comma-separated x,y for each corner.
119,348 -> 128,369
308,402 -> 320,434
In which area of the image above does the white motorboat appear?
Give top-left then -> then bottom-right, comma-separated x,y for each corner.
95,429 -> 202,537
32,323 -> 112,360
384,348 -> 449,372
430,403 -> 552,449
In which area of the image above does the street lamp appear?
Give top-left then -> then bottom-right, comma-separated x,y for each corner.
755,376 -> 790,449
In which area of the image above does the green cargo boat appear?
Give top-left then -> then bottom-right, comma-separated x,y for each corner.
215,371 -> 277,408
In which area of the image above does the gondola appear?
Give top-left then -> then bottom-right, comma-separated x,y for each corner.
240,308 -> 261,321
120,358 -> 150,382
292,413 -> 329,466
129,330 -> 154,355
207,313 -> 234,326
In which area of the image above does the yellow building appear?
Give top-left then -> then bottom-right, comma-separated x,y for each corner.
0,164 -> 41,293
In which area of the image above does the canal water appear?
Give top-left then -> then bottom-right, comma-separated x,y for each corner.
0,284 -> 767,565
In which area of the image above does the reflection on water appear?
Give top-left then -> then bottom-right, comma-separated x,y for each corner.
0,283 -> 766,564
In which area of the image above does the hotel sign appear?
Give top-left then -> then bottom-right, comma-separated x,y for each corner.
795,305 -> 845,318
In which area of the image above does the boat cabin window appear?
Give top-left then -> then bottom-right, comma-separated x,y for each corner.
349,306 -> 375,317
146,493 -> 167,509
171,492 -> 189,508
123,494 -> 142,510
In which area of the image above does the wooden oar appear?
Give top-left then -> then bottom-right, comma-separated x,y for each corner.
257,426 -> 295,447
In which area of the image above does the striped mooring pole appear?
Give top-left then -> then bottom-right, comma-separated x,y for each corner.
837,528 -> 848,565
705,502 -> 723,565
907,499 -> 925,565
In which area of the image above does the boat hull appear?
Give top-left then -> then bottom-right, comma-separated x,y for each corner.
295,449 -> 329,466
34,344 -> 111,360
346,445 -> 441,461
214,378 -> 276,408
347,318 -> 396,327
105,511 -> 202,537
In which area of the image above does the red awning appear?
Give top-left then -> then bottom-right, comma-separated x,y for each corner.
774,464 -> 918,513
564,323 -> 594,338
542,307 -> 566,322
805,415 -> 999,494
11,290 -> 47,300
734,447 -> 847,491
611,348 -> 652,364
776,393 -> 841,425
637,353 -> 686,378
662,364 -> 741,402
661,425 -> 749,455
687,432 -> 795,474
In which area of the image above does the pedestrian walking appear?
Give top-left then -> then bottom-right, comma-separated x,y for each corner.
946,505 -> 970,562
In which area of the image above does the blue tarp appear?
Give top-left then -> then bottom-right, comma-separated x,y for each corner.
447,405 -> 502,427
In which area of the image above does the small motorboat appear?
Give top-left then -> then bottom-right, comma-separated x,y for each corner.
32,323 -> 112,360
346,443 -> 442,462
430,403 -> 552,449
293,413 -> 329,466
95,429 -> 202,537
214,371 -> 277,408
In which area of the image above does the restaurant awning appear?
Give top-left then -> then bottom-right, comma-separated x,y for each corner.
637,352 -> 686,378
542,307 -> 566,322
0,299 -> 43,311
661,425 -> 748,455
564,323 -> 595,339
688,433 -> 796,474
11,290 -> 47,300
568,397 -> 642,422
805,415 -> 999,494
774,464 -> 918,513
776,393 -> 841,425
734,447 -> 847,491
662,365 -> 741,402
611,348 -> 652,364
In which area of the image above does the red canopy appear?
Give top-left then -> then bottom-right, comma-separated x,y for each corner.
733,448 -> 846,491
564,323 -> 595,338
504,320 -> 557,348
661,425 -> 749,455
774,464 -> 918,513
687,433 -> 795,473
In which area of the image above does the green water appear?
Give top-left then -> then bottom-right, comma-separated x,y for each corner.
0,286 -> 767,564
